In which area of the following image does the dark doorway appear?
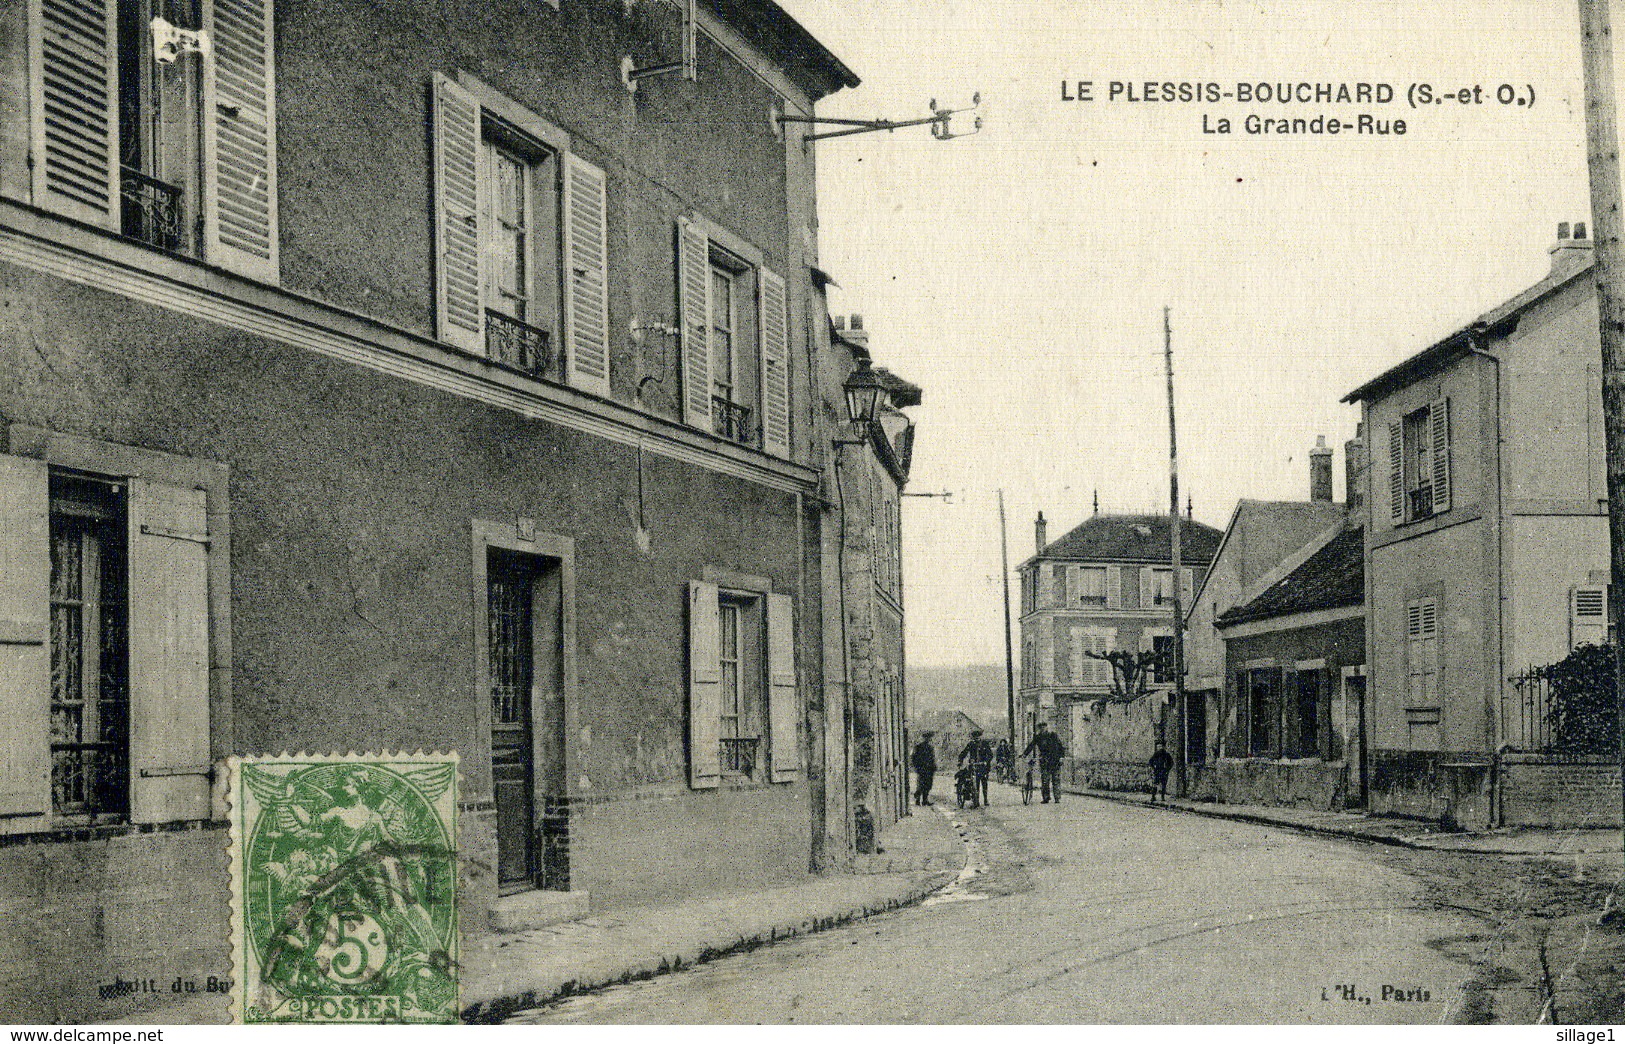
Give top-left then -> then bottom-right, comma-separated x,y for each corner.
1185,690 -> 1208,765
487,548 -> 567,894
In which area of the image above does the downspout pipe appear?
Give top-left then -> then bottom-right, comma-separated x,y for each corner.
1465,323 -> 1506,827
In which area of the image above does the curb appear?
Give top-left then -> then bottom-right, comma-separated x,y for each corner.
460,817 -> 970,1023
1062,786 -> 1602,856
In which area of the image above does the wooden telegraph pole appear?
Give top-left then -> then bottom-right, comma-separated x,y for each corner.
1578,0 -> 1625,855
999,489 -> 1017,749
1165,307 -> 1189,797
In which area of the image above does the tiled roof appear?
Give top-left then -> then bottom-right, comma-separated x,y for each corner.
1032,514 -> 1223,566
1217,525 -> 1364,626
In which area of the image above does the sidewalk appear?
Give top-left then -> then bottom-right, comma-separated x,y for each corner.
1068,784 -> 1623,858
460,804 -> 966,1022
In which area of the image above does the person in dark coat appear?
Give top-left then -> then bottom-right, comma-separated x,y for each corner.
994,737 -> 1014,783
1148,744 -> 1175,803
1021,723 -> 1067,803
959,730 -> 995,807
910,733 -> 938,806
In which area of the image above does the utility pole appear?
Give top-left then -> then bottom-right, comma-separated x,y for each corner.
1577,0 -> 1625,856
1164,306 -> 1189,798
998,489 -> 1016,749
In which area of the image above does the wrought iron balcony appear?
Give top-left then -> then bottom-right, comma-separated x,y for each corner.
485,310 -> 555,379
120,167 -> 184,254
1407,486 -> 1435,522
711,396 -> 753,445
720,736 -> 758,778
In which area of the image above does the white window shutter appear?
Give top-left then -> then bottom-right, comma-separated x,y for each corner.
766,593 -> 798,782
1430,398 -> 1451,515
1389,421 -> 1405,524
564,153 -> 611,396
30,0 -> 119,228
1571,585 -> 1608,649
758,267 -> 791,456
201,0 -> 278,281
677,219 -> 711,427
0,455 -> 51,826
1036,565 -> 1051,607
431,74 -> 483,353
688,581 -> 721,789
127,479 -> 212,823
1107,565 -> 1121,608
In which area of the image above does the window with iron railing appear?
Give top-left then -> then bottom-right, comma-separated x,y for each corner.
485,310 -> 557,380
120,167 -> 185,253
712,396 -> 754,445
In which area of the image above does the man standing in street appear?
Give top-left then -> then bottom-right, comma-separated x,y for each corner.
1022,723 -> 1067,804
959,730 -> 994,808
911,732 -> 937,806
1148,743 -> 1175,803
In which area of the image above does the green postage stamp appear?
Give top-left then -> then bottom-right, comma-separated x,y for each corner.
227,753 -> 460,1023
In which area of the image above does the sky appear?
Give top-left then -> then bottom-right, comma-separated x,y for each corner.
771,0 -> 1606,668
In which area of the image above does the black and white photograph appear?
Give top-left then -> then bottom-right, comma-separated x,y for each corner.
2,0 -> 1625,1029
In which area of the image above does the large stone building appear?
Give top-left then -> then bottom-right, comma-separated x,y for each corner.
1344,222 -> 1617,829
0,0 -> 917,1019
1016,511 -> 1221,790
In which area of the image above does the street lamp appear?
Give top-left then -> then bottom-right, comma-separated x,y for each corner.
834,359 -> 886,446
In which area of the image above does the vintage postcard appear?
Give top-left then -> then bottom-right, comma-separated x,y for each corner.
1,0 -> 1623,1030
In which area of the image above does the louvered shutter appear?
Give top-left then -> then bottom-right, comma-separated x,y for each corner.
677,219 -> 711,427
0,456 -> 51,828
1036,565 -> 1052,607
688,581 -> 721,789
202,0 -> 278,280
1107,565 -> 1121,608
766,594 -> 799,782
430,74 -> 483,353
758,268 -> 791,456
564,154 -> 611,396
30,0 -> 119,227
127,479 -> 212,823
1430,398 -> 1451,514
1571,585 -> 1608,649
1389,421 -> 1405,524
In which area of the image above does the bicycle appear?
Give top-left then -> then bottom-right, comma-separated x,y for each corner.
1021,756 -> 1038,805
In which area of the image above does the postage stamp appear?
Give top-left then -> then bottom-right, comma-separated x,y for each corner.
227,753 -> 460,1024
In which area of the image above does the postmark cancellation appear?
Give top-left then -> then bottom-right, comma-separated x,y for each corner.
226,752 -> 460,1024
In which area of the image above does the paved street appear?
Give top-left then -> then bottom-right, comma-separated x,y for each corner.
510,786 -> 1491,1024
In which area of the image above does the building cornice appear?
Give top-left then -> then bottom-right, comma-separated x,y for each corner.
0,201 -> 817,496
1214,604 -> 1364,640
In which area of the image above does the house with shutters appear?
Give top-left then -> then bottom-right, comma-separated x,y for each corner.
1016,511 -> 1222,790
1343,221 -> 1616,829
0,0 -> 875,1020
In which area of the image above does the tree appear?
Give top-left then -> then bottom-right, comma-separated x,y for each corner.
1084,649 -> 1163,702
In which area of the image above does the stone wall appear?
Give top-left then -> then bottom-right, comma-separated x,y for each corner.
1188,758 -> 1348,810
1369,751 -> 1493,830
1500,755 -> 1622,829
1064,758 -> 1150,793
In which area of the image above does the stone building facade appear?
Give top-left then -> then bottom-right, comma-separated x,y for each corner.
0,0 -> 886,1019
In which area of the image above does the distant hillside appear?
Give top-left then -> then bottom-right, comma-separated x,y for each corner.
908,663 -> 1009,730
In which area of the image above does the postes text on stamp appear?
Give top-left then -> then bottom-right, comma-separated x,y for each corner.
228,753 -> 460,1023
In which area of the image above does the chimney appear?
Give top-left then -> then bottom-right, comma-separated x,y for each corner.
1035,511 -> 1047,554
1310,435 -> 1333,502
1344,424 -> 1366,519
1550,220 -> 1594,276
842,314 -> 869,350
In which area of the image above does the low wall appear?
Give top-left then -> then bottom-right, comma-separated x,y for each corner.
1189,758 -> 1349,811
1500,755 -> 1622,829
1064,758 -> 1150,794
1369,751 -> 1493,831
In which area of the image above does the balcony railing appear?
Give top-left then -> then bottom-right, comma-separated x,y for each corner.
712,397 -> 753,445
120,167 -> 184,254
485,310 -> 556,380
720,736 -> 759,778
1407,486 -> 1435,522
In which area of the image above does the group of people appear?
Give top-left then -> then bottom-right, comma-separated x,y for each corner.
908,724 -> 1069,808
908,726 -> 1180,807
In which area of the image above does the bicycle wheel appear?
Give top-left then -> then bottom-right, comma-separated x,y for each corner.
1022,771 -> 1034,805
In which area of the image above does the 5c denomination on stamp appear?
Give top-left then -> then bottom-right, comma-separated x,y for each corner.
227,753 -> 460,1024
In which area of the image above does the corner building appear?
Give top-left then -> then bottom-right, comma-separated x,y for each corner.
0,0 -> 861,1019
